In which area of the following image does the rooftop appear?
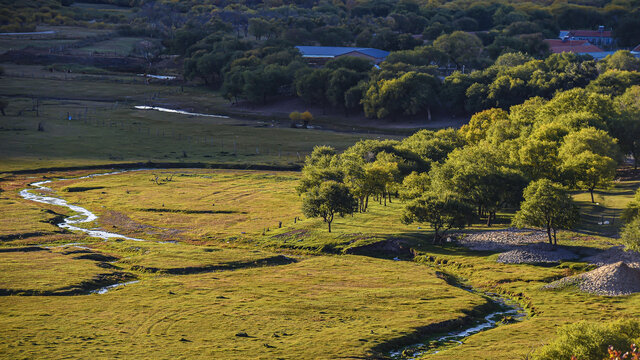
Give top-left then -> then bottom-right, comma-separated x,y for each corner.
544,39 -> 603,54
562,29 -> 613,38
295,46 -> 389,60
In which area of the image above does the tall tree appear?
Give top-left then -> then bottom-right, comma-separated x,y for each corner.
433,31 -> 483,69
302,181 -> 358,233
513,179 -> 580,247
613,86 -> 640,168
558,127 -> 620,203
401,192 -> 475,243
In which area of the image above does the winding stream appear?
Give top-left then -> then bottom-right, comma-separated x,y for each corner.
19,171 -> 145,242
18,170 -> 527,340
390,289 -> 526,358
90,281 -> 139,295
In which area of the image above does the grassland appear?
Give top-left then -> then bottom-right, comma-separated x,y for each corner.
0,244 -> 488,359
0,74 -> 400,173
2,42 -> 640,359
1,167 -> 638,359
72,37 -> 152,56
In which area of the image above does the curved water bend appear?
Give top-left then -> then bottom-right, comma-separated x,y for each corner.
19,171 -> 145,242
91,281 -> 139,294
390,290 -> 526,359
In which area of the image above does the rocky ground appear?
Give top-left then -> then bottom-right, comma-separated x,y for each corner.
455,228 -> 549,252
455,228 -> 579,264
457,228 -> 640,295
583,246 -> 640,267
497,244 -> 579,264
544,261 -> 640,296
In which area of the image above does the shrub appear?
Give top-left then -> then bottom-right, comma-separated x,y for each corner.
532,320 -> 640,360
300,111 -> 313,123
289,111 -> 301,122
622,217 -> 640,252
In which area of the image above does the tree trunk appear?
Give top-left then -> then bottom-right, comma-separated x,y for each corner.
328,221 -> 331,233
590,187 -> 595,203
546,225 -> 553,245
383,192 -> 387,206
486,212 -> 492,227
365,196 -> 369,211
553,228 -> 557,247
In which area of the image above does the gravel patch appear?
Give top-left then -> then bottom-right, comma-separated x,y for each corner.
456,228 -> 548,252
583,246 -> 640,267
456,228 -> 579,264
497,244 -> 579,264
544,261 -> 640,296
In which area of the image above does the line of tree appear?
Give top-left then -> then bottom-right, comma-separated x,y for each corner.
136,0 -> 640,55
298,83 -> 640,243
182,25 -> 640,121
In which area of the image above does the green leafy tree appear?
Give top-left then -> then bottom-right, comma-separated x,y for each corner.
399,171 -> 430,201
302,181 -> 357,233
295,69 -> 331,112
362,72 -> 440,120
613,85 -> 640,169
326,68 -> 367,114
401,192 -> 475,243
433,31 -> 483,69
622,188 -> 640,224
513,179 -> 579,246
459,108 -> 509,145
248,18 -> 272,40
517,139 -> 560,181
621,217 -> 640,252
558,127 -> 620,203
430,143 -> 526,226
398,128 -> 465,164
587,70 -> 640,97
536,88 -> 616,127
596,50 -> 640,72
296,146 -> 343,194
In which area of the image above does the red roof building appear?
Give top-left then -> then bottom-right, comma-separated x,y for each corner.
559,27 -> 615,47
544,39 -> 604,54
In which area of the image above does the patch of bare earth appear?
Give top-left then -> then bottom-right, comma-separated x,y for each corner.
100,210 -> 184,241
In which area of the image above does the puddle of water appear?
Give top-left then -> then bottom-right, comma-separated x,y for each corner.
0,31 -> 56,35
134,105 -> 229,119
90,280 -> 139,295
137,74 -> 176,80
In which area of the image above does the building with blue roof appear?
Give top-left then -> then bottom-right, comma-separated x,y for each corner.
295,46 -> 390,65
578,51 -> 640,61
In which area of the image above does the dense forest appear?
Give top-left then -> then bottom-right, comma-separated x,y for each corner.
3,0 -> 640,120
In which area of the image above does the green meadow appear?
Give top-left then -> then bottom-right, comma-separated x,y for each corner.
0,166 -> 638,358
1,60 -> 639,359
